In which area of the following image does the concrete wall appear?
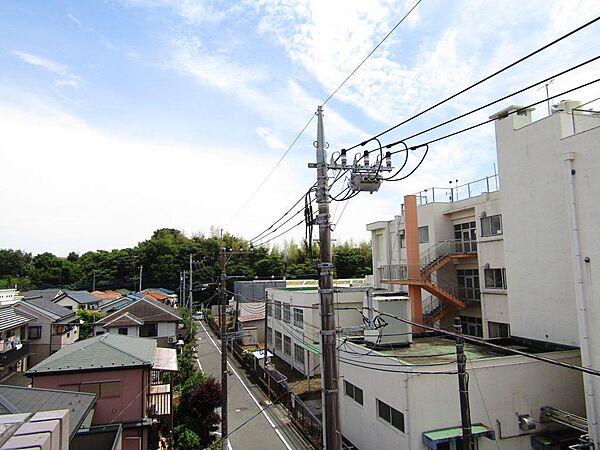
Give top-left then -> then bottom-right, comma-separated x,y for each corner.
339,342 -> 584,450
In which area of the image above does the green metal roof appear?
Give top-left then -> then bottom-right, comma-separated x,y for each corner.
298,342 -> 320,355
422,423 -> 495,447
27,334 -> 157,375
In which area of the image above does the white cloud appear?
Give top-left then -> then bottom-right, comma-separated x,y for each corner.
12,50 -> 82,88
0,103 -> 307,255
123,0 -> 235,24
256,127 -> 286,150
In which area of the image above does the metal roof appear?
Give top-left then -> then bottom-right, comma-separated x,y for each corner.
103,312 -> 144,328
27,334 -> 157,375
21,297 -> 75,320
0,385 -> 96,440
96,297 -> 182,326
20,289 -> 63,302
59,290 -> 100,305
0,306 -> 35,332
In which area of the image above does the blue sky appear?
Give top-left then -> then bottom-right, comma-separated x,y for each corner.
0,0 -> 599,256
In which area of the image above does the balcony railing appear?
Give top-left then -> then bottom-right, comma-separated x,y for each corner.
0,341 -> 29,368
148,383 -> 171,417
420,239 -> 477,269
405,174 -> 500,207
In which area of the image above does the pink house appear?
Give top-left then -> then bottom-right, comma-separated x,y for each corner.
27,334 -> 177,450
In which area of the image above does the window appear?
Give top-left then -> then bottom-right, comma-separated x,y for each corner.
457,269 -> 481,301
399,230 -> 405,248
484,268 -> 507,289
293,308 -> 303,328
69,381 -> 121,398
283,304 -> 291,323
294,344 -> 305,364
28,326 -> 42,340
488,321 -> 510,338
283,335 -> 291,355
95,331 -> 105,336
344,380 -> 363,406
459,316 -> 483,338
267,302 -> 272,317
274,331 -> 282,351
79,383 -> 100,396
274,301 -> 282,320
118,327 -> 128,335
140,323 -> 158,337
418,226 -> 429,244
481,214 -> 502,237
100,381 -> 121,398
267,327 -> 273,344
376,399 -> 404,432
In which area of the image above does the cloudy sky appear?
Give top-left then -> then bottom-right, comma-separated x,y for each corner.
1,0 -> 599,256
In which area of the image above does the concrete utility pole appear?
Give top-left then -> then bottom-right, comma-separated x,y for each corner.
454,317 -> 474,450
182,270 -> 186,307
219,248 -> 229,450
139,265 -> 143,292
92,272 -> 96,292
315,105 -> 341,450
189,254 -> 194,335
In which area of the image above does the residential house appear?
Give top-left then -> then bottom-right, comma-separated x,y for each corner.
141,288 -> 177,307
20,288 -> 63,303
90,290 -> 122,305
27,333 -> 177,450
53,290 -> 100,310
94,296 -> 183,347
15,297 -> 79,367
0,385 -> 98,446
266,285 -> 365,377
361,100 -> 600,447
0,305 -> 35,380
235,302 -> 265,346
0,289 -> 18,306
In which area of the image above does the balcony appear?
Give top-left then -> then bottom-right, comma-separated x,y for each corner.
0,341 -> 30,369
148,383 -> 172,417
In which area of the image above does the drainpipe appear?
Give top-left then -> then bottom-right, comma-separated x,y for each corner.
404,375 -> 411,450
563,151 -> 599,447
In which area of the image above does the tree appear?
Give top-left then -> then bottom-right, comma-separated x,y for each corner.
0,249 -> 32,276
176,377 -> 222,445
333,242 -> 372,279
173,425 -> 201,450
76,309 -> 103,339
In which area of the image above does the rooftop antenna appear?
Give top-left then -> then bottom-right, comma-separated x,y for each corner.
538,78 -> 554,116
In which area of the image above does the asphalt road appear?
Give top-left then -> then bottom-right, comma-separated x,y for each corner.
195,320 -> 312,450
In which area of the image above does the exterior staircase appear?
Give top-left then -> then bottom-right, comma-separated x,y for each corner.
380,239 -> 478,324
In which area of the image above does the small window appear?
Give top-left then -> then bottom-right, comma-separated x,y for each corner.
274,301 -> 282,320
484,268 -> 507,289
459,316 -> 483,338
481,214 -> 502,237
274,331 -> 282,350
488,321 -> 510,338
418,226 -> 429,244
100,381 -> 121,398
283,304 -> 291,323
266,302 -> 272,317
344,380 -> 363,406
283,335 -> 291,355
399,230 -> 405,248
95,331 -> 105,336
293,308 -> 303,328
267,327 -> 273,344
377,399 -> 404,432
140,323 -> 158,337
294,343 -> 305,364
28,326 -> 42,340
118,328 -> 128,335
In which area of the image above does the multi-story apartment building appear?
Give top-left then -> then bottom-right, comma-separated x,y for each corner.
359,100 -> 600,448
266,284 -> 365,377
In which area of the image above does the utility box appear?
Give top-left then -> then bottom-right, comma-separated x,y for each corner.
365,295 -> 411,347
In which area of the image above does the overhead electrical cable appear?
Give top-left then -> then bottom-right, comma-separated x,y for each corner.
322,0 -> 424,106
341,15 -> 600,154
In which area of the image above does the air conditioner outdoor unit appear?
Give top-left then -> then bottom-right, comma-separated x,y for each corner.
167,336 -> 177,344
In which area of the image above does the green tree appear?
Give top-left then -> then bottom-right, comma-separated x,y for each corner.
0,249 -> 32,276
333,242 -> 373,278
76,309 -> 103,339
173,425 -> 201,450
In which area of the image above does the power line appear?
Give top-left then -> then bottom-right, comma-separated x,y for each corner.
322,0 -> 423,106
342,15 -> 600,153
252,218 -> 306,247
226,115 -> 316,227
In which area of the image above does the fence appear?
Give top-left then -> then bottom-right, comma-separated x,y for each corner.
229,340 -> 323,448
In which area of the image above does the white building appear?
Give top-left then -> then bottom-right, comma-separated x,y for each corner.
266,285 -> 366,377
0,288 -> 18,306
359,100 -> 600,448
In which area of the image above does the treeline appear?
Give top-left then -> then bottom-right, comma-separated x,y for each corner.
0,229 -> 372,295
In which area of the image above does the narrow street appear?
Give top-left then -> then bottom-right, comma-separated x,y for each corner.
195,320 -> 312,450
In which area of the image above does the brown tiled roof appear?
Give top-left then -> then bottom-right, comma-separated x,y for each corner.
90,290 -> 121,301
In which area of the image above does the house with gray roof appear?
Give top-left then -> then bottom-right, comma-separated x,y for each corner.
94,296 -> 183,347
16,297 -> 79,366
20,288 -> 63,302
53,290 -> 100,310
27,334 -> 177,450
0,305 -> 35,380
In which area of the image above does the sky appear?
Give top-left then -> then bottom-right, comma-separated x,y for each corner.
0,0 -> 599,256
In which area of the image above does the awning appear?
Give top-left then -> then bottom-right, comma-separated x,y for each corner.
298,342 -> 320,355
152,347 -> 178,372
252,350 -> 273,360
422,424 -> 495,449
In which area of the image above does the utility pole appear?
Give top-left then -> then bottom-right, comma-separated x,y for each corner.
189,254 -> 194,336
92,272 -> 96,292
139,265 -> 143,292
182,270 -> 186,308
263,292 -> 269,363
219,248 -> 229,450
315,105 -> 341,450
454,317 -> 474,450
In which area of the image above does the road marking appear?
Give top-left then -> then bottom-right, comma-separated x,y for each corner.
198,321 -> 294,450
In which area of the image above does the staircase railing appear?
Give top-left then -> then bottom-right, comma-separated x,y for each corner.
429,273 -> 480,303
420,239 -> 478,269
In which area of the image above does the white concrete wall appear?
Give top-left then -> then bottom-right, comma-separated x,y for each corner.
339,341 -> 584,450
